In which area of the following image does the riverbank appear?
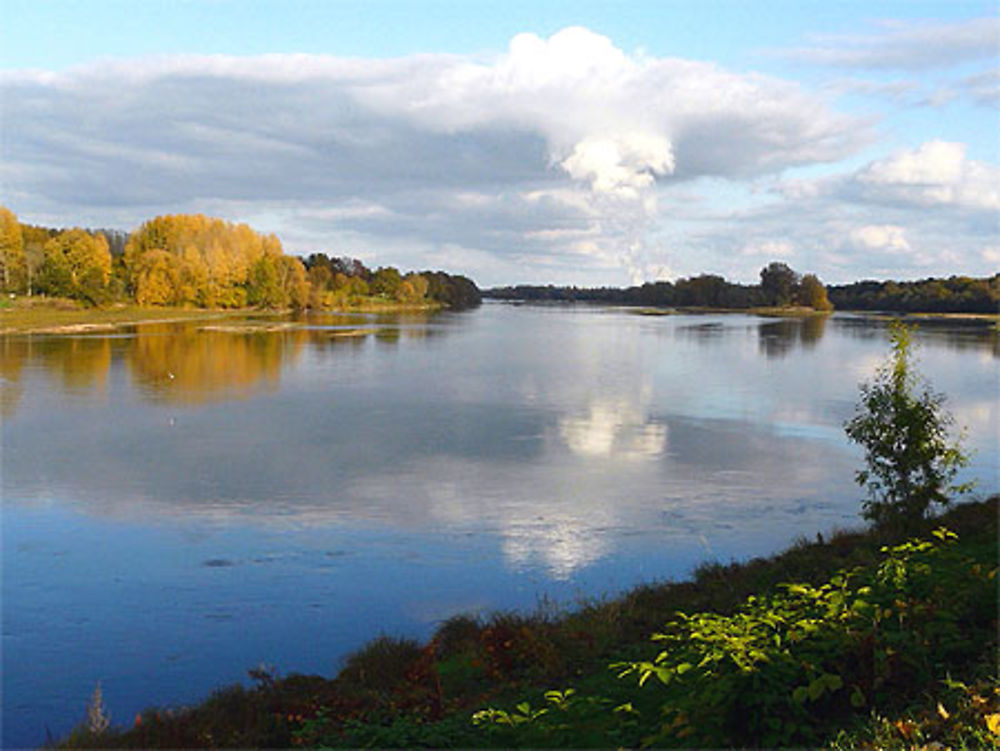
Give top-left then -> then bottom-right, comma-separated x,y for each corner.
625,304 -> 999,321
56,496 -> 998,749
0,297 -> 443,335
502,299 -> 999,322
626,304 -> 830,317
0,299 -> 245,334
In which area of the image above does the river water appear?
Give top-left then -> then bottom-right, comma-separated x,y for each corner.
2,303 -> 996,747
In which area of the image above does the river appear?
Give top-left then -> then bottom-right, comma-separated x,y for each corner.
2,303 -> 996,747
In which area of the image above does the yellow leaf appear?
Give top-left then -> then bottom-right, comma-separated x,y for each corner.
936,701 -> 949,720
986,713 -> 1000,735
894,719 -> 916,739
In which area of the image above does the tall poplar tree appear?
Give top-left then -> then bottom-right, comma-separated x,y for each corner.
0,206 -> 26,292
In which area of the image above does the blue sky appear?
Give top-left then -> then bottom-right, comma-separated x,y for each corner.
2,1 -> 997,285
3,1 -> 987,69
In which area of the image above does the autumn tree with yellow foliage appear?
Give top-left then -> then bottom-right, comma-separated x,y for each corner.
2,208 -> 479,311
125,214 -> 310,309
0,207 -> 27,292
798,273 -> 833,312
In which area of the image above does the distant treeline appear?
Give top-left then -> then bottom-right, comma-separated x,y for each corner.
0,208 -> 480,310
302,254 -> 481,310
827,276 -> 999,314
488,263 -> 833,311
488,265 -> 1000,315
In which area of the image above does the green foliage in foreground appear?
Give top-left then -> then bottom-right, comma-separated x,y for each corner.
468,526 -> 997,749
57,498 -> 998,750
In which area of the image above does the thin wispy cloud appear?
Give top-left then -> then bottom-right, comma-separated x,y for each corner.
780,17 -> 1000,71
960,66 -> 1000,105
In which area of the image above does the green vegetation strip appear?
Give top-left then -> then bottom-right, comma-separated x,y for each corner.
0,298 -> 438,335
0,301 -> 246,334
59,497 -> 998,750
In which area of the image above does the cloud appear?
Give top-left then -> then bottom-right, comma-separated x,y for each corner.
847,225 -> 911,254
823,76 -> 920,102
697,136 -> 999,283
775,140 -> 1000,214
740,240 -> 794,258
859,140 -> 966,184
558,398 -> 667,459
852,141 -> 1000,212
781,17 -> 1000,70
560,134 -> 675,198
1,27 -> 866,285
961,67 -> 1000,106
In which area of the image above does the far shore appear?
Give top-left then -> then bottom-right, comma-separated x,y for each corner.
623,304 -> 831,317
500,299 -> 1000,322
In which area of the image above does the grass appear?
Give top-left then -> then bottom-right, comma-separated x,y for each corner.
748,305 -> 833,317
339,298 -> 442,314
54,495 -> 998,749
0,297 -> 247,334
620,304 -> 830,317
0,296 -> 442,335
855,310 -> 1000,324
901,311 -> 1000,322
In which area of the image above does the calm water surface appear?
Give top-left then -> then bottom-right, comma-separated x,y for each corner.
2,304 -> 997,747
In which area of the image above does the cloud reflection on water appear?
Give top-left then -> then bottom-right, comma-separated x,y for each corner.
3,306 -> 996,584
4,305 -> 997,751
558,397 -> 667,459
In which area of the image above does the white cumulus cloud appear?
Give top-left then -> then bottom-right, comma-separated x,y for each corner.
859,140 -> 966,184
560,133 -> 675,198
848,225 -> 911,254
854,141 -> 1000,212
1,26 -> 868,285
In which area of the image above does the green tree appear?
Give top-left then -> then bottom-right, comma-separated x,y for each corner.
400,272 -> 428,302
247,253 -> 285,309
370,266 -> 403,298
759,262 -> 800,307
37,243 -> 73,297
22,224 -> 59,296
344,275 -> 369,304
845,321 -> 971,535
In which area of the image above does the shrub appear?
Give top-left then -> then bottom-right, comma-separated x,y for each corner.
433,614 -> 482,658
337,635 -> 424,693
845,321 -> 971,535
473,524 -> 997,748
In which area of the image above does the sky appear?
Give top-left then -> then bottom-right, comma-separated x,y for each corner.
1,1 -> 998,287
